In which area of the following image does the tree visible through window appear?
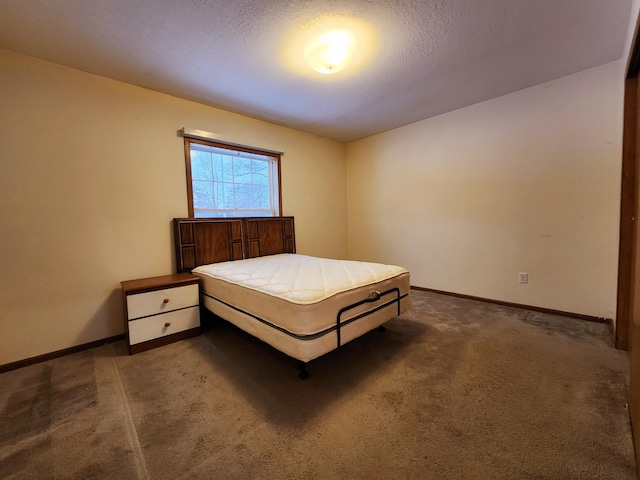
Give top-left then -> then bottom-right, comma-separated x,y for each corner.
184,138 -> 281,218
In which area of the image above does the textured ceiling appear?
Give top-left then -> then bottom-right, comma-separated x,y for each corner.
0,0 -> 634,142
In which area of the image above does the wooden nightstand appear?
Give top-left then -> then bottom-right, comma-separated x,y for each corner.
121,273 -> 200,354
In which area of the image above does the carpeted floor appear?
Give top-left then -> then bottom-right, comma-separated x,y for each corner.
0,290 -> 636,479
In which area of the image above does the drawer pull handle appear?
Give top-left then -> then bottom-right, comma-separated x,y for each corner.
163,298 -> 170,304
164,322 -> 171,328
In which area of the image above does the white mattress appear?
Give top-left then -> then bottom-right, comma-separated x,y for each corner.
193,254 -> 407,304
193,254 -> 412,362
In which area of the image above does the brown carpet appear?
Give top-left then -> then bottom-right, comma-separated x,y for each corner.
0,290 -> 636,479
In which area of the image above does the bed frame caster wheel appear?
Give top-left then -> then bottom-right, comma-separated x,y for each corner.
378,325 -> 386,332
297,361 -> 310,380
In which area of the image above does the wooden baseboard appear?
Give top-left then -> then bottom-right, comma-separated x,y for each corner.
411,285 -> 613,326
0,334 -> 126,374
1,288 -> 612,373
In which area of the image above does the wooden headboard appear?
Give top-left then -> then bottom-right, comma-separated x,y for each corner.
173,217 -> 296,273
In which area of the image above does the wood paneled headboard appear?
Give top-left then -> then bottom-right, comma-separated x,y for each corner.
173,217 -> 296,273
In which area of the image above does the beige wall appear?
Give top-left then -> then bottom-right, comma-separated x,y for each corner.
347,61 -> 624,320
0,49 -> 347,366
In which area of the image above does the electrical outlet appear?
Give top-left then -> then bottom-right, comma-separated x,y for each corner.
519,272 -> 528,284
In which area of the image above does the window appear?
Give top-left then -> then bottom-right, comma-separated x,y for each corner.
184,138 -> 281,218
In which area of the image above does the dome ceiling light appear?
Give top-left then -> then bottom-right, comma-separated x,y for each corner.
281,16 -> 376,79
305,30 -> 352,75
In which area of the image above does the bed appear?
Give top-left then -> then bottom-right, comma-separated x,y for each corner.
173,217 -> 411,378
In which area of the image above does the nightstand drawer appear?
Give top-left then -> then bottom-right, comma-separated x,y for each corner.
126,284 -> 199,320
128,306 -> 200,345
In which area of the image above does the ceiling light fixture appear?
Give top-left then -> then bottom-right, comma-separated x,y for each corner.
280,16 -> 376,79
306,30 -> 352,74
